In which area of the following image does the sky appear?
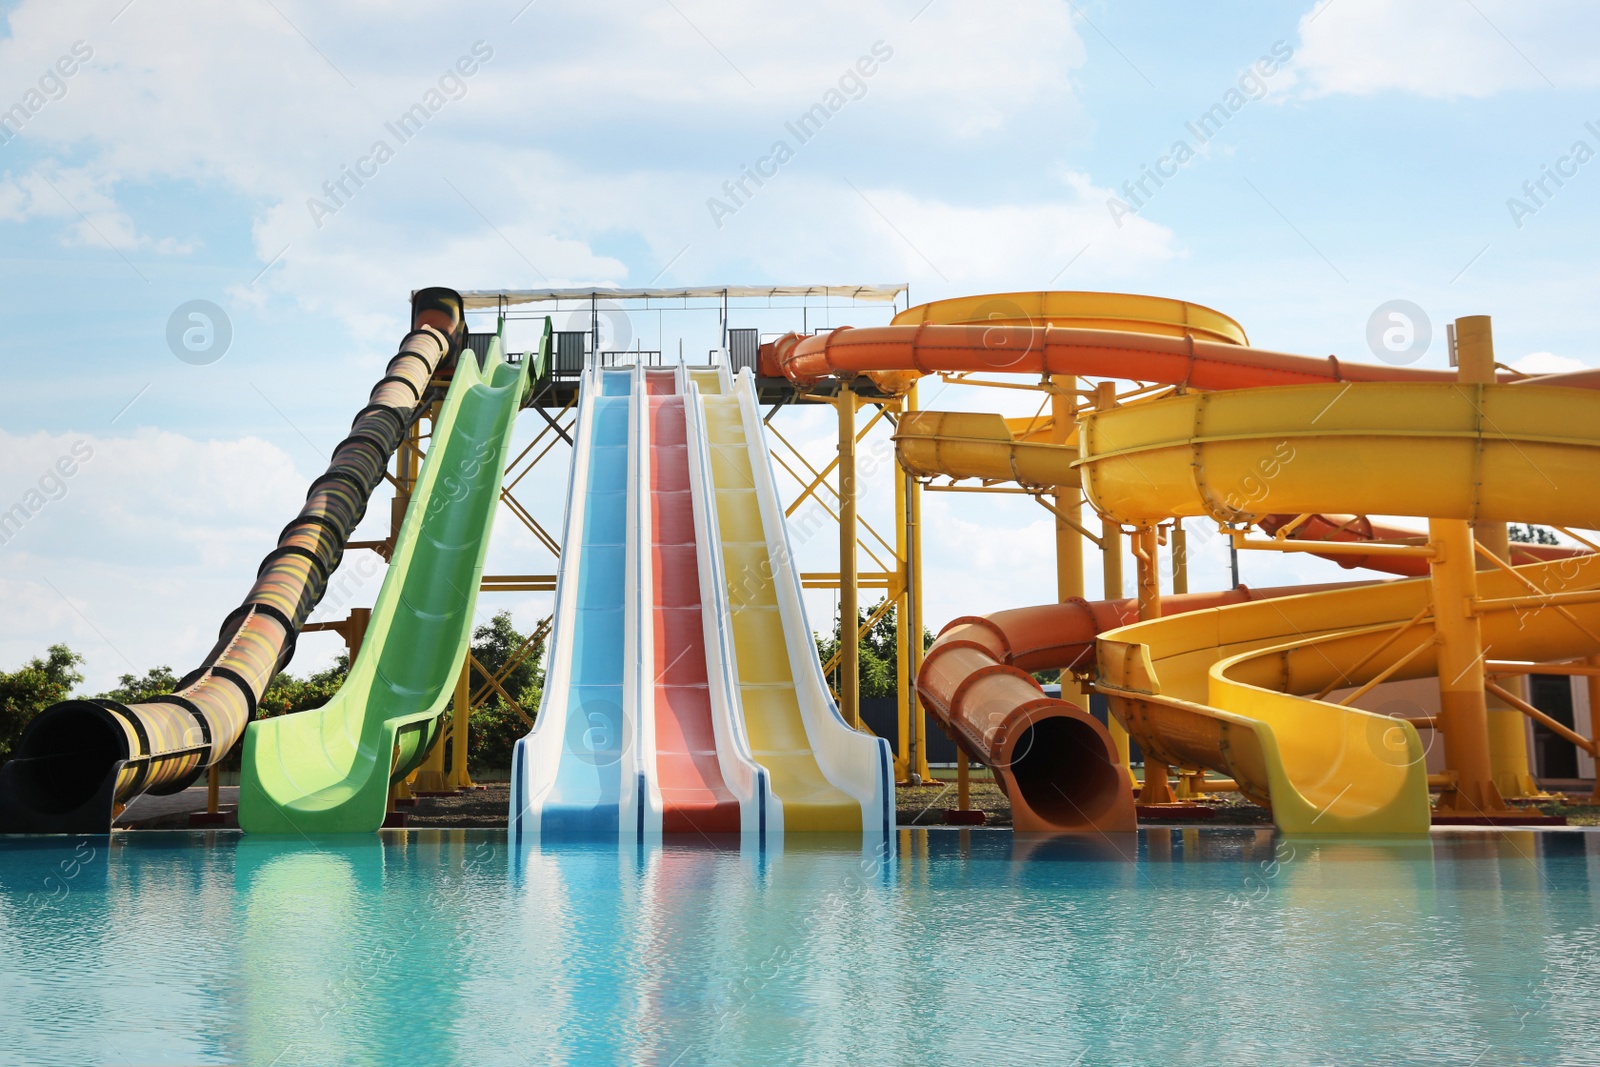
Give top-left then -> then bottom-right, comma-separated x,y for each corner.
1,0 -> 1598,691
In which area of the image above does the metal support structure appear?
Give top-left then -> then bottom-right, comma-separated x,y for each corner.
1429,316 -> 1510,815
449,659 -> 475,790
837,384 -> 860,728
1095,383 -> 1125,602
1588,656 -> 1600,803
1171,521 -> 1189,595
1472,520 -> 1541,797
894,383 -> 931,784
1132,522 -> 1176,805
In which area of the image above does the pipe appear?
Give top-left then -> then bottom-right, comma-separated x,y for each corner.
0,289 -> 466,833
774,324 -> 1534,394
1256,513 -> 1586,577
915,581 -> 1364,833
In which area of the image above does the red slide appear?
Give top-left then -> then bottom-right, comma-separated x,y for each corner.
645,370 -> 741,832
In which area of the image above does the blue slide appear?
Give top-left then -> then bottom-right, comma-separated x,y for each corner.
511,367 -> 639,834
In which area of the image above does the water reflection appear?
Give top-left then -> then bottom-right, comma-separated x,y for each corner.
0,829 -> 1597,1065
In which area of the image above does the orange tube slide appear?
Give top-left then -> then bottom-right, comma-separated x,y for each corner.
917,582 -> 1362,832
774,324 -> 1527,393
1256,513 -> 1587,578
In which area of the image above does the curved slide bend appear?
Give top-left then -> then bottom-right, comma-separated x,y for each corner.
239,334 -> 527,834
0,289 -> 466,834
775,290 -> 1600,834
1083,381 -> 1600,833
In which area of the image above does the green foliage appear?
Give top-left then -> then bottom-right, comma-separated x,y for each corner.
815,598 -> 932,701
466,611 -> 545,770
256,655 -> 350,719
1509,523 -> 1560,545
0,610 -> 548,775
100,665 -> 180,704
0,644 -> 84,762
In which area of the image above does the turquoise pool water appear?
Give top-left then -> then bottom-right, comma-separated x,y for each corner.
1,829 -> 1597,1066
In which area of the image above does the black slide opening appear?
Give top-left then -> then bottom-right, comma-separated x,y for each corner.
1009,715 -> 1122,824
10,703 -> 129,815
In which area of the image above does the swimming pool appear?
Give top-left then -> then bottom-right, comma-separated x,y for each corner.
1,829 -> 1596,1065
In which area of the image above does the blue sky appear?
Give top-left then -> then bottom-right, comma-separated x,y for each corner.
1,0 -> 1597,689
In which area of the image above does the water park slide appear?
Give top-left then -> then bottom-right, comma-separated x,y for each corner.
1083,381 -> 1600,832
238,334 -> 527,833
511,362 -> 892,837
643,367 -> 765,833
0,289 -> 467,834
771,290 -> 1600,833
915,583 -> 1362,833
693,365 -> 893,834
512,365 -> 642,835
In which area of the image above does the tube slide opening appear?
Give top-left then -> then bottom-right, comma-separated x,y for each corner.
11,702 -> 127,815
1004,710 -> 1124,827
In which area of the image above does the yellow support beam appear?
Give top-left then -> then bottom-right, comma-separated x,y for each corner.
838,384 -> 860,728
449,659 -> 476,790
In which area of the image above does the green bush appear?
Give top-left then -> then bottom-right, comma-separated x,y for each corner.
0,644 -> 84,763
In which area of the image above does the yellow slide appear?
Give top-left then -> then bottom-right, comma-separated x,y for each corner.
897,372 -> 1600,833
690,368 -> 892,833
1081,379 -> 1600,831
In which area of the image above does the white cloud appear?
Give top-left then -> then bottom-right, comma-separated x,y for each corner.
0,426 -> 311,690
1292,0 -> 1600,99
0,0 -> 1092,338
1512,350 -> 1588,374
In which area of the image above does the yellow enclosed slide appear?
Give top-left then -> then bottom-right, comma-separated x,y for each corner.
1082,381 -> 1600,832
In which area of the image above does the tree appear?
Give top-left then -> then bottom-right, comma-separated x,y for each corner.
0,645 -> 84,763
466,611 -> 545,770
815,598 -> 932,700
101,665 -> 180,704
1509,523 -> 1560,545
255,655 -> 350,719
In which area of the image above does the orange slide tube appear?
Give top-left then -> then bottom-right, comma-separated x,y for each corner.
774,324 -> 1530,393
1256,513 -> 1587,578
916,582 -> 1361,832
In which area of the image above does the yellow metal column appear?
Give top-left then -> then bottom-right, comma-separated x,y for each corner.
894,440 -> 912,783
414,718 -> 450,793
1431,315 -> 1507,815
1171,522 -> 1189,595
1475,521 -> 1539,797
838,384 -> 860,728
908,388 -> 931,782
1132,523 -> 1175,805
1587,656 -> 1600,803
1091,381 -> 1131,767
1095,383 -> 1124,601
1429,517 -> 1504,814
1050,377 -> 1083,604
448,658 -> 476,790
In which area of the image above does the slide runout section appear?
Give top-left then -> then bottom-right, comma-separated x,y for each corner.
239,334 -> 527,833
643,368 -> 741,833
695,367 -> 892,834
513,366 -> 639,836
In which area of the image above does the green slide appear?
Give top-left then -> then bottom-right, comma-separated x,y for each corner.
238,332 -> 529,833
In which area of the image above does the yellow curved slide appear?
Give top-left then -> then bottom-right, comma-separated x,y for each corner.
1081,381 -> 1600,832
896,379 -> 1600,833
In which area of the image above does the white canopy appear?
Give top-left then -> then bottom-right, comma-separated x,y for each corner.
457,284 -> 908,310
